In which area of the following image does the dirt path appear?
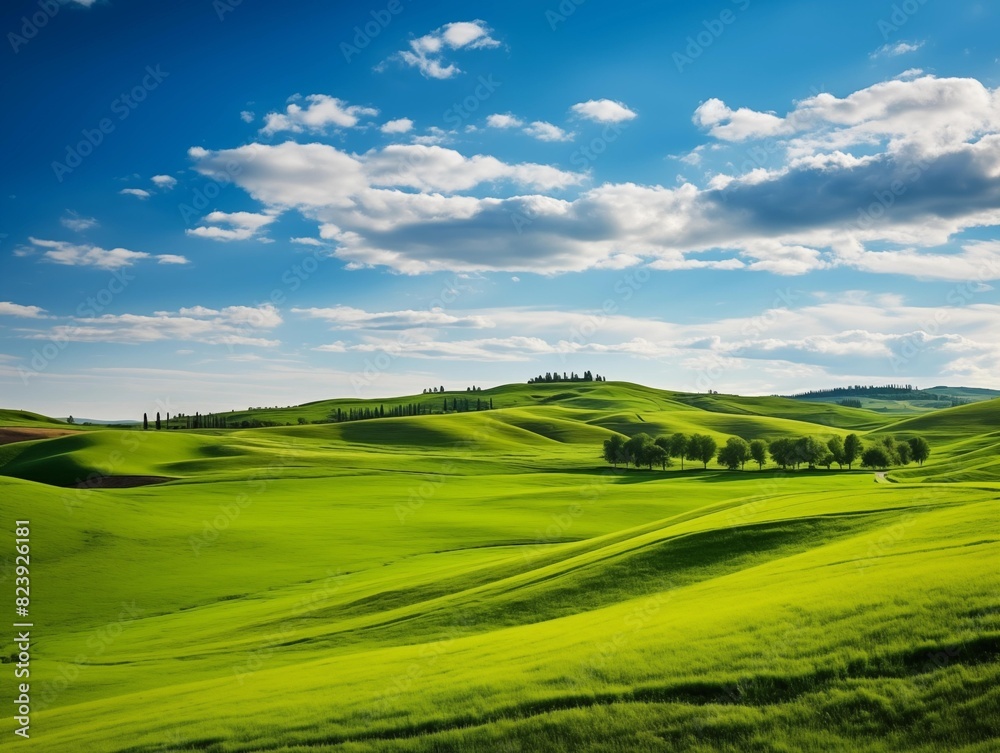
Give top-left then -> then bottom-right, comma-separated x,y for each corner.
0,427 -> 78,446
875,471 -> 889,483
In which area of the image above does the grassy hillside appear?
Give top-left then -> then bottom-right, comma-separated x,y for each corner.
0,408 -> 71,428
0,382 -> 996,751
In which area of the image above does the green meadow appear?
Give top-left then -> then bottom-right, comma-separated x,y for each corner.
1,382 -> 998,752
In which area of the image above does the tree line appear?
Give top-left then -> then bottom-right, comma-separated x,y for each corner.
528,371 -> 606,384
602,431 -> 931,471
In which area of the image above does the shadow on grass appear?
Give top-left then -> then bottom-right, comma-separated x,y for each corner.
552,466 -> 873,484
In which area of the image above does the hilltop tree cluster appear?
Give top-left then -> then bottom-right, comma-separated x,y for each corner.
528,371 -> 606,384
602,431 -> 931,472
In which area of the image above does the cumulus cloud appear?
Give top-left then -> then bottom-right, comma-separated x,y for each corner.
186,211 -> 277,242
381,118 -> 414,134
0,302 -> 46,318
524,121 -> 573,142
187,75 -> 1000,279
119,188 -> 151,199
486,114 -> 572,142
387,20 -> 500,79
570,99 -> 638,123
151,174 -> 177,190
486,113 -> 524,129
260,94 -> 378,136
362,144 -> 583,192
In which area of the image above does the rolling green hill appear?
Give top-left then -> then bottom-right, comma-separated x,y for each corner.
0,408 -> 71,428
0,382 -> 996,752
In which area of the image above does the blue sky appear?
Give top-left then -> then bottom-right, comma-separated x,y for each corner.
2,0 -> 999,418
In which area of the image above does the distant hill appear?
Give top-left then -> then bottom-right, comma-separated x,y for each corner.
0,408 -> 70,428
784,385 -> 999,414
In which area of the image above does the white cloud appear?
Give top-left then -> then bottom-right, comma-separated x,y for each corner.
60,212 -> 98,232
362,144 -> 584,192
156,254 -> 190,265
290,237 -> 324,246
260,94 -> 378,136
151,174 -> 177,190
189,75 -> 1000,279
26,238 -> 151,269
293,305 -> 494,330
871,41 -> 924,58
389,20 -> 500,79
0,302 -> 46,318
524,121 -> 573,142
381,117 -> 414,134
570,99 -> 638,123
186,211 -> 277,242
486,113 -> 524,129
119,188 -> 151,199
240,110 -> 255,123
410,126 -> 451,146
23,305 -> 282,347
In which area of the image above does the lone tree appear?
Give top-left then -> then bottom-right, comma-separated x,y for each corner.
687,434 -> 717,469
669,433 -> 688,470
908,436 -> 931,465
143,413 -> 148,431
843,434 -> 863,470
749,439 -> 768,470
603,434 -> 627,468
155,412 -> 161,430
717,436 -> 751,470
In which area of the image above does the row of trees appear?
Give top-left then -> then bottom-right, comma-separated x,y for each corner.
602,431 -> 931,472
528,371 -> 606,383
331,398 -> 494,422
789,385 -> 919,399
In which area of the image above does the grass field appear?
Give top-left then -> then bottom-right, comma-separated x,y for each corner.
1,382 -> 997,752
